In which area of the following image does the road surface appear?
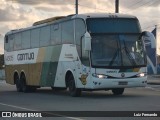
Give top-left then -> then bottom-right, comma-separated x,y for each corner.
0,79 -> 160,120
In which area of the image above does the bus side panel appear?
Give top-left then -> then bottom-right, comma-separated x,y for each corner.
39,45 -> 62,87
5,64 -> 28,85
28,63 -> 43,86
5,63 -> 43,86
54,44 -> 85,88
40,62 -> 59,87
5,64 -> 29,85
5,45 -> 62,87
39,46 -> 52,86
5,65 -> 15,85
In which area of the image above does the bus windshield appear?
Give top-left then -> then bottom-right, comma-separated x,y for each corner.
86,18 -> 146,68
87,18 -> 141,33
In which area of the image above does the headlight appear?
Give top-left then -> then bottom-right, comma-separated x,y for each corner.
139,73 -> 145,77
98,75 -> 104,79
136,73 -> 146,77
92,73 -> 108,79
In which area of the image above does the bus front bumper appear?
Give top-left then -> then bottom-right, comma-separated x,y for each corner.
88,76 -> 147,89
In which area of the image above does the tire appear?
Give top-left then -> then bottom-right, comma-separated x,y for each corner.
15,76 -> 22,92
112,88 -> 124,95
21,75 -> 30,93
68,74 -> 81,97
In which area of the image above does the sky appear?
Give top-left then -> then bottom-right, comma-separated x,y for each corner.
0,0 -> 160,54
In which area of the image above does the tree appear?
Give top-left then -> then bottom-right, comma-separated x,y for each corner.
0,54 -> 4,69
157,55 -> 160,64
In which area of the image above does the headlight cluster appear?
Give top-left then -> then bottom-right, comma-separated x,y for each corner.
92,73 -> 108,79
136,73 -> 146,77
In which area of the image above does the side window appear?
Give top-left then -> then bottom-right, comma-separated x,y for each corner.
40,26 -> 50,46
8,34 -> 14,51
22,30 -> 31,49
51,24 -> 61,45
62,20 -> 74,44
4,35 -> 9,51
75,19 -> 86,45
14,33 -> 21,50
31,28 -> 40,48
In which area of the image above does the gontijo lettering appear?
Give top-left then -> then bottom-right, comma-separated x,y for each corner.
17,52 -> 34,61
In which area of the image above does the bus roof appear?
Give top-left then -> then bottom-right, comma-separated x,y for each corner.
73,13 -> 137,19
5,13 -> 137,35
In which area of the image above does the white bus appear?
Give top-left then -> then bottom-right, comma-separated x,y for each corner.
4,13 -> 149,97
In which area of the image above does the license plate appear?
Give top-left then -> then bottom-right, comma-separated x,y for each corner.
118,81 -> 128,85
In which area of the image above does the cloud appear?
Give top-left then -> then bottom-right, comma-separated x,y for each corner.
0,3 -> 21,21
35,4 -> 74,13
7,0 -> 43,5
7,0 -> 74,5
7,0 -> 114,13
0,0 -> 40,22
120,0 -> 160,10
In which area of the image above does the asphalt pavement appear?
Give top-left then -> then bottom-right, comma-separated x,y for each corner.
0,76 -> 160,120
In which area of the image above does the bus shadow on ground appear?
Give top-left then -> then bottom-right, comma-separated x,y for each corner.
34,88 -> 145,99
0,85 -> 146,99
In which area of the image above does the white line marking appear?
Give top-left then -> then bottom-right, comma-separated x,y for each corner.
0,102 -> 85,120
0,102 -> 35,111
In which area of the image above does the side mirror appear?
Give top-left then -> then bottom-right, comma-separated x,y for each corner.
142,31 -> 156,48
84,32 -> 91,51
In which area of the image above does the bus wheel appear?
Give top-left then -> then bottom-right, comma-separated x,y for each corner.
21,75 -> 29,93
15,76 -> 22,92
112,88 -> 124,95
68,74 -> 81,97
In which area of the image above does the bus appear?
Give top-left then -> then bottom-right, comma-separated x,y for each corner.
4,13 -> 149,97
